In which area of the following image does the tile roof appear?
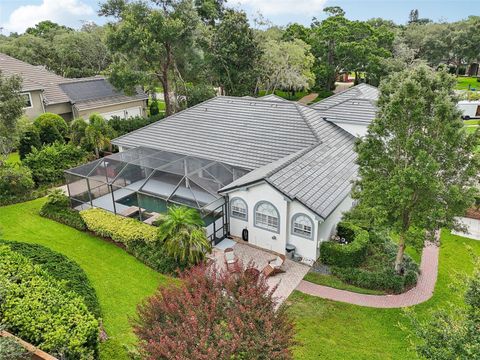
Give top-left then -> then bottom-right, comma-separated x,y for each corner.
0,53 -> 147,107
112,96 -> 319,170
312,83 -> 378,110
114,84 -> 376,219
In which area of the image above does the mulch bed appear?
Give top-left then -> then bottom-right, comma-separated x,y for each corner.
466,208 -> 480,220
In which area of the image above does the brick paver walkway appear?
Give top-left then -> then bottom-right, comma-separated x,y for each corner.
296,242 -> 439,308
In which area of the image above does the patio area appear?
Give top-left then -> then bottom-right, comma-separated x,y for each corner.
453,216 -> 480,240
211,239 -> 310,304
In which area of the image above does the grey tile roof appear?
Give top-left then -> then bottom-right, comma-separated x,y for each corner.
114,84 -> 374,219
314,98 -> 378,125
0,53 -> 147,107
258,94 -> 291,102
112,96 -> 319,170
312,83 -> 378,110
220,110 -> 357,219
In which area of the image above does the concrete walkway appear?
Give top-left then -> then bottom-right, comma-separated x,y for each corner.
296,242 -> 439,308
452,216 -> 480,240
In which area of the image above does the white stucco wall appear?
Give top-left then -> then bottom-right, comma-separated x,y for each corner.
228,182 -> 288,255
227,182 -> 354,261
331,122 -> 369,137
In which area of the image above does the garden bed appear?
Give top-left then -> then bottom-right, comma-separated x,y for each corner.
316,222 -> 419,294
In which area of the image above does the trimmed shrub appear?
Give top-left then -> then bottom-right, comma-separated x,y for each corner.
127,240 -> 188,275
18,125 -> 41,159
0,245 -> 98,359
80,208 -> 158,243
40,190 -> 86,230
0,240 -> 100,318
34,113 -> 68,144
320,222 -> 369,267
23,142 -> 88,185
0,164 -> 35,200
331,265 -> 419,294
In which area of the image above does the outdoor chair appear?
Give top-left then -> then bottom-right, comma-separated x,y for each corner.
224,247 -> 238,271
262,254 -> 286,277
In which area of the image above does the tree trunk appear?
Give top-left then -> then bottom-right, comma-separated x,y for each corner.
394,232 -> 406,273
161,69 -> 173,117
94,147 -> 100,159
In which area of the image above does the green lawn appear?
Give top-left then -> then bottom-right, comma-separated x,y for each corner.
456,76 -> 480,90
5,152 -> 20,165
0,198 -> 173,360
303,272 -> 385,295
464,119 -> 480,125
287,231 -> 480,359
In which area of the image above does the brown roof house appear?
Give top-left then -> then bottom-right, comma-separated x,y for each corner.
0,53 -> 148,121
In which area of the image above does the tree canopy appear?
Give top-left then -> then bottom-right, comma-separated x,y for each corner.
353,65 -> 479,272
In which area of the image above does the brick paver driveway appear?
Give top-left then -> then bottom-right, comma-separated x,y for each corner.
296,241 -> 439,308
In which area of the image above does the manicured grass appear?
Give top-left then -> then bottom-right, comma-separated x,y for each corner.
5,152 -> 20,165
464,119 -> 480,125
303,272 -> 385,295
287,231 -> 480,359
258,89 -> 309,101
456,76 -> 479,90
465,125 -> 478,134
0,198 -> 173,360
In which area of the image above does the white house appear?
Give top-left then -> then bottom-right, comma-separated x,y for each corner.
66,84 -> 378,262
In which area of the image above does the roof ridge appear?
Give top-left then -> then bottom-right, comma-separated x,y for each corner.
264,143 -> 319,178
294,103 -> 321,142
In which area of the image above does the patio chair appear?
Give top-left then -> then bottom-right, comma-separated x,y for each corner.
224,247 -> 238,271
262,254 -> 286,277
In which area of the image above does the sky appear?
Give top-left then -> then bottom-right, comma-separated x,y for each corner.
0,0 -> 478,34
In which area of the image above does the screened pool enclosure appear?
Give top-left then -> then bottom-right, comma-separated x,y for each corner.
65,147 -> 250,244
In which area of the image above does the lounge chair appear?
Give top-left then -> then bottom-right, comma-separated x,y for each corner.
262,254 -> 286,277
224,247 -> 238,270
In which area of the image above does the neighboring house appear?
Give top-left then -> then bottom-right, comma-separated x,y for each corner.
0,53 -> 148,120
65,84 -> 379,263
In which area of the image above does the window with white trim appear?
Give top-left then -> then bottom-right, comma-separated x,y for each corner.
22,93 -> 32,108
291,214 -> 314,239
254,201 -> 279,232
230,197 -> 247,220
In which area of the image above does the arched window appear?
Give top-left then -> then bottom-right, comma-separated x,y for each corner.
291,213 -> 314,239
254,201 -> 279,233
230,197 -> 248,220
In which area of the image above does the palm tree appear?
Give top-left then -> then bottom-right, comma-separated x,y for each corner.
85,114 -> 114,158
157,206 -> 211,265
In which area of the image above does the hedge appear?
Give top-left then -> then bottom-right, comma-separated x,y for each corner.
0,240 -> 100,318
320,222 -> 369,267
0,245 -> 98,359
0,164 -> 35,199
40,190 -> 86,231
108,114 -> 163,137
331,266 -> 419,294
80,208 -> 158,243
